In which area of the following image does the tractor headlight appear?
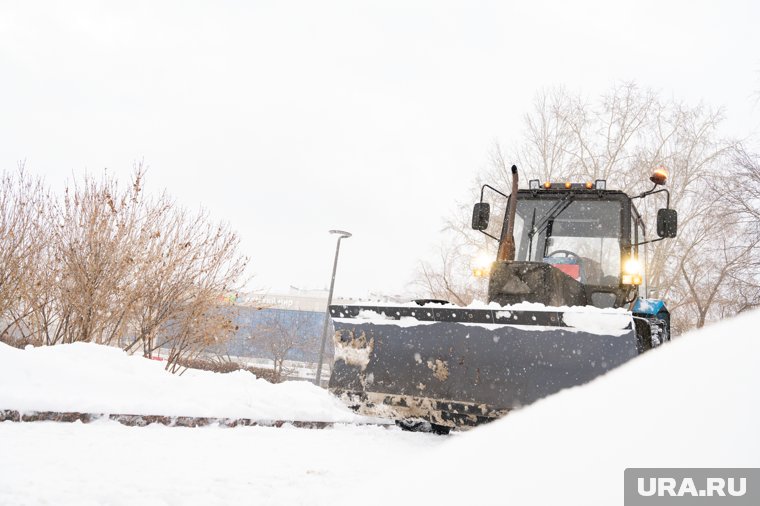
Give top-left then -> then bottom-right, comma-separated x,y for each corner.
622,258 -> 643,285
624,258 -> 642,275
472,251 -> 493,278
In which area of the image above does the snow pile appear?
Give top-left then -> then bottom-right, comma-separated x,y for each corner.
356,309 -> 760,506
0,342 -> 364,422
468,299 -> 629,314
561,309 -> 632,336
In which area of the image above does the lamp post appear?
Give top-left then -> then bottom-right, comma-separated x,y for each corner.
314,229 -> 352,386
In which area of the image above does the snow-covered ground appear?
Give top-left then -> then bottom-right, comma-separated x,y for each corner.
1,310 -> 759,505
0,421 -> 439,506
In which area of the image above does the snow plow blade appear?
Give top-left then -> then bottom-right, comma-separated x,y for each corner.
328,304 -> 638,429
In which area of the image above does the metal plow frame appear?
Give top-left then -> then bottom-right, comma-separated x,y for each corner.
329,305 -> 638,429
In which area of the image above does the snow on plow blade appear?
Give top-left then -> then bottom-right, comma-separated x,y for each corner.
328,304 -> 637,429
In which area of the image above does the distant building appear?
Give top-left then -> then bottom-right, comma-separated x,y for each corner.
215,287 -> 407,376
221,288 -> 356,363
227,305 -> 326,363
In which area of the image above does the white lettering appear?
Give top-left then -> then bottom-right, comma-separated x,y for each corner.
728,477 -> 746,497
677,478 -> 699,497
658,477 -> 677,497
637,478 -> 656,496
634,473 -> 748,499
706,477 -> 726,496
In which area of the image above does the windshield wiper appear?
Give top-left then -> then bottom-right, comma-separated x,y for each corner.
527,194 -> 575,259
527,207 -> 536,260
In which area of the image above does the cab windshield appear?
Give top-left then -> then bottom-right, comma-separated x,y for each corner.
512,197 -> 622,286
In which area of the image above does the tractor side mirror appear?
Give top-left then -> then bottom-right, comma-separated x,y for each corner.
472,202 -> 490,231
657,208 -> 678,238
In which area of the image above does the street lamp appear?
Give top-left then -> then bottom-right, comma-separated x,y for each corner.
314,229 -> 352,386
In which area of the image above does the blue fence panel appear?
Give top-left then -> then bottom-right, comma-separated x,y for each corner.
221,307 -> 331,363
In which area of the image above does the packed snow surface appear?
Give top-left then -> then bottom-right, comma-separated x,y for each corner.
0,422 -> 442,505
0,342 -> 363,422
2,309 -> 759,505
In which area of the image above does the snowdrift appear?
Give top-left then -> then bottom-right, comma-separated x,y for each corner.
0,341 -> 362,422
360,309 -> 760,506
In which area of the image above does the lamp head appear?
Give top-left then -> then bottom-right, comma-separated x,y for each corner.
329,229 -> 352,238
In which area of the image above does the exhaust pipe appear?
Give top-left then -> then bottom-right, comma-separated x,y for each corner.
497,165 -> 519,262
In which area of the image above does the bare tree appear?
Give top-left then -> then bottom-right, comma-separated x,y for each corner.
164,295 -> 240,374
0,166 -> 47,345
412,243 -> 488,305
1,164 -> 249,373
726,147 -> 760,222
248,309 -> 320,382
125,197 -> 247,364
42,169 -> 148,345
668,202 -> 760,330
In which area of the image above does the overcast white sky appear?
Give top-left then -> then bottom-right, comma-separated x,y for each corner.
1,0 -> 759,298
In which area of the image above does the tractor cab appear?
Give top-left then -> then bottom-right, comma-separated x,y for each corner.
472,173 -> 677,310
511,184 -> 632,307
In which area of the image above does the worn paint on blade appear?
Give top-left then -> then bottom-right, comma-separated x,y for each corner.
426,359 -> 450,381
333,329 -> 374,370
